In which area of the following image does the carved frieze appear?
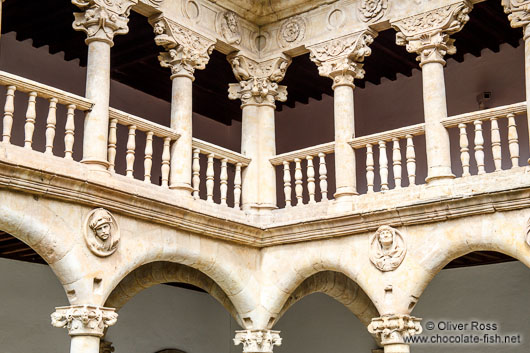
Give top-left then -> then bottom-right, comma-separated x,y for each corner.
217,11 -> 242,45
51,305 -> 118,337
502,0 -> 530,37
84,208 -> 120,257
233,330 -> 282,353
72,0 -> 138,45
359,0 -> 388,22
368,315 -> 422,345
278,16 -> 306,47
369,225 -> 407,272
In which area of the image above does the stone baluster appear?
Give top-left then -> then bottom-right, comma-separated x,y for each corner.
2,85 -> 16,143
507,113 -> 519,168
234,330 -> 282,353
309,30 -> 376,210
306,155 -> 316,204
379,141 -> 389,191
366,143 -> 375,193
393,2 -> 472,184
45,98 -> 58,155
234,163 -> 242,209
405,135 -> 416,186
392,138 -> 402,189
73,0 -> 137,173
318,153 -> 328,201
473,120 -> 485,174
220,158 -> 228,206
52,305 -> 118,353
368,315 -> 422,353
64,105 -> 76,160
107,118 -> 118,172
24,92 -> 37,149
458,123 -> 471,177
283,161 -> 292,207
125,125 -> 136,178
192,148 -> 201,199
161,137 -> 170,188
490,117 -> 502,172
144,131 -> 154,183
206,153 -> 215,203
153,17 -> 215,198
294,158 -> 303,205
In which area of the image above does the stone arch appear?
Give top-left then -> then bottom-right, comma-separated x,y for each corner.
105,261 -> 244,327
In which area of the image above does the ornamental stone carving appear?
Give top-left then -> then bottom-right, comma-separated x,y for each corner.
233,330 -> 282,353
151,17 -> 215,79
51,305 -> 118,337
392,2 -> 472,66
368,315 -> 422,345
369,225 -> 406,272
218,11 -> 242,45
72,0 -> 138,45
228,54 -> 291,107
84,208 -> 120,257
502,0 -> 530,37
526,216 -> 530,246
279,17 -> 306,46
359,0 -> 388,22
308,30 -> 376,89
100,340 -> 115,353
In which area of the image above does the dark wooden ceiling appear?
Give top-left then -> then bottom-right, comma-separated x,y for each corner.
1,0 -> 523,125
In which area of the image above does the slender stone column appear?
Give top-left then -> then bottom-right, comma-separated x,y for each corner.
51,305 -> 118,353
393,1 -> 472,184
308,30 -> 376,209
234,329 -> 282,353
228,54 -> 291,212
368,315 -> 422,353
151,17 -> 215,197
72,0 -> 137,173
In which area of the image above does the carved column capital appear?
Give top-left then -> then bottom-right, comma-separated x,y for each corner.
51,305 -> 118,337
308,30 -> 377,89
72,0 -> 137,46
392,1 -> 472,66
151,17 -> 216,80
227,54 -> 291,107
368,315 -> 422,346
233,330 -> 282,353
503,0 -> 530,38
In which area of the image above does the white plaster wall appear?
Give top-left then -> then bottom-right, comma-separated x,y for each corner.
1,257 -> 529,353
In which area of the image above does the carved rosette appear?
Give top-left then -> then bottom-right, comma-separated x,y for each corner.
502,0 -> 530,38
228,54 -> 291,107
308,30 -> 376,89
392,2 -> 472,66
151,17 -> 215,80
368,315 -> 422,345
279,16 -> 306,47
359,0 -> 388,22
233,330 -> 282,353
51,305 -> 118,337
72,0 -> 138,45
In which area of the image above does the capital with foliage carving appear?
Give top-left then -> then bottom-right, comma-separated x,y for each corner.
368,315 -> 422,346
392,1 -> 472,66
308,30 -> 377,89
72,0 -> 137,46
502,0 -> 530,38
227,54 -> 291,108
51,305 -> 118,337
151,16 -> 216,80
233,330 -> 282,353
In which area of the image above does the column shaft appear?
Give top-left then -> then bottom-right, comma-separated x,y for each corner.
258,104 -> 277,208
241,104 -> 261,210
384,344 -> 409,353
70,336 -> 100,353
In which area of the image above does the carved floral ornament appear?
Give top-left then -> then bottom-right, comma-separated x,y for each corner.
369,225 -> 407,272
84,208 -> 120,257
279,16 -> 306,46
233,330 -> 282,353
72,0 -> 138,45
51,305 -> 118,337
358,0 -> 388,22
368,315 -> 422,345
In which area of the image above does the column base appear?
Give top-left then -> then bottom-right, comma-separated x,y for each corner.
425,168 -> 455,186
383,344 -> 409,353
81,158 -> 111,176
332,188 -> 357,213
169,183 -> 193,198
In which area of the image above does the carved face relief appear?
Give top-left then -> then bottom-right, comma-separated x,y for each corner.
84,208 -> 120,257
369,226 -> 407,272
220,11 -> 242,45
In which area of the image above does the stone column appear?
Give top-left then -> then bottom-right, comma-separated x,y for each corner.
308,30 -> 376,210
72,0 -> 137,173
392,1 -> 472,184
368,315 -> 422,353
151,17 -> 215,197
503,0 -> 530,163
234,329 -> 282,353
51,305 -> 118,353
228,54 -> 291,212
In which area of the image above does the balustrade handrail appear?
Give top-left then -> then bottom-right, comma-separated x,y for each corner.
269,142 -> 335,166
109,108 -> 180,140
0,70 -> 93,111
192,138 -> 251,166
349,123 -> 426,149
441,102 -> 527,128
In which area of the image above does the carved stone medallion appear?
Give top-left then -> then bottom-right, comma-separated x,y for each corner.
359,0 -> 388,22
84,208 -> 120,257
279,17 -> 305,46
369,226 -> 407,272
217,11 -> 242,45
